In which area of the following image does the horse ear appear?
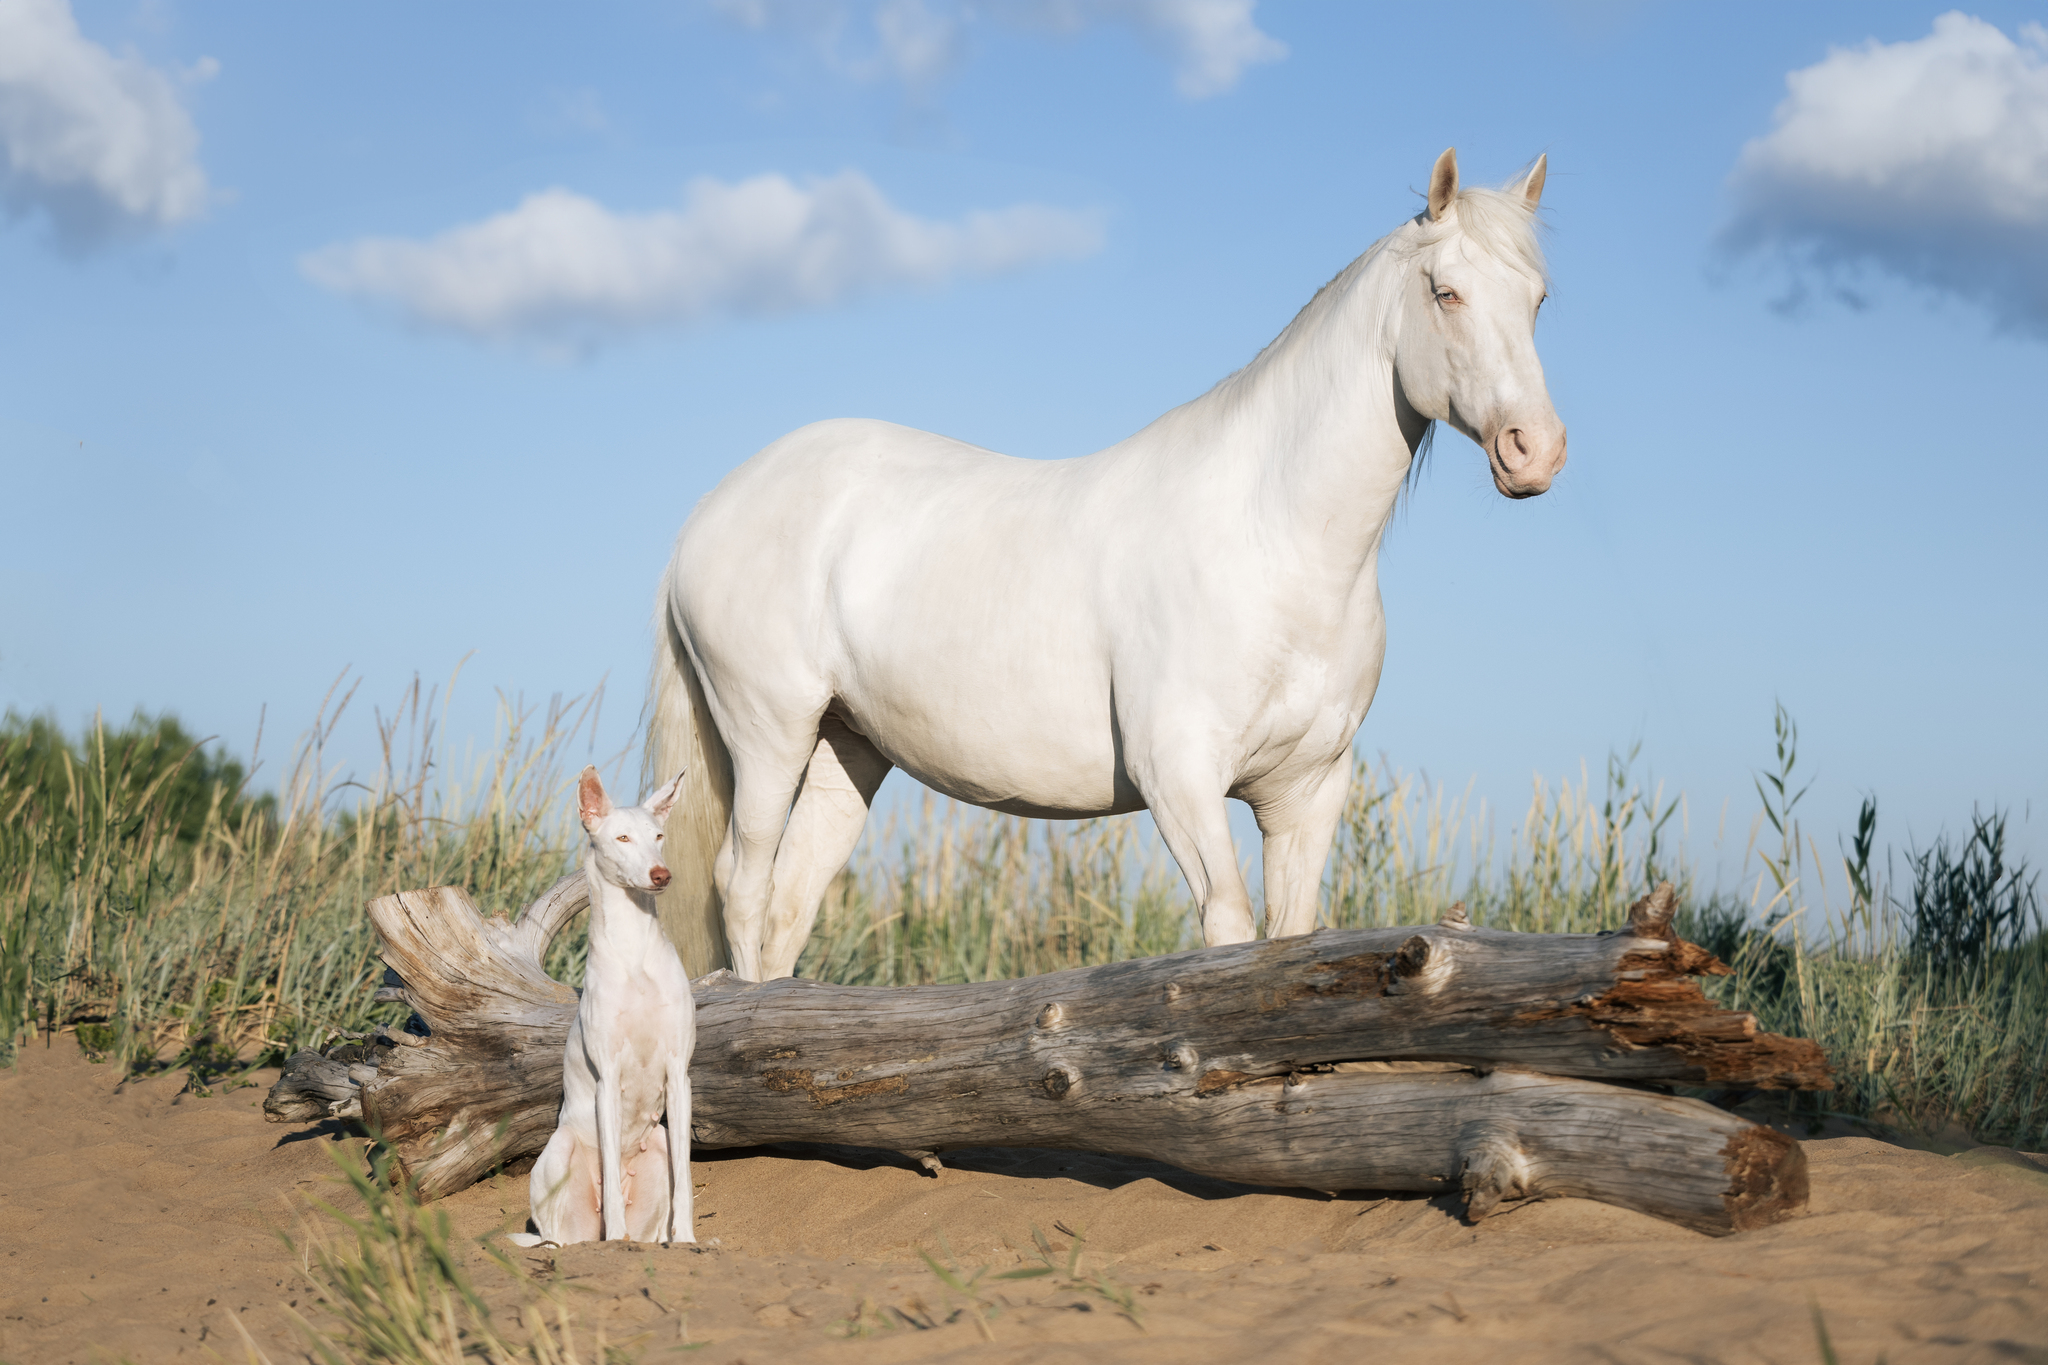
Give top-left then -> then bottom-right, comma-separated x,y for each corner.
646,768 -> 686,822
1427,147 -> 1459,222
1518,153 -> 1547,208
577,765 -> 611,828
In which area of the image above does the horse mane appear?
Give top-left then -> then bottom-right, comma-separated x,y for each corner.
1221,171 -> 1547,381
1189,171 -> 1546,466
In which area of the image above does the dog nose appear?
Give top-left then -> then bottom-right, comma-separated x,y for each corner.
648,865 -> 671,890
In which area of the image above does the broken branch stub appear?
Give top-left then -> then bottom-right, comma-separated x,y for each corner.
267,877 -> 1823,1229
292,878 -> 583,1199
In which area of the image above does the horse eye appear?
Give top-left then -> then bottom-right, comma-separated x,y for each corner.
1435,288 -> 1460,305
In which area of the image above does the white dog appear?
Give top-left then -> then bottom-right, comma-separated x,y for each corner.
515,765 -> 695,1246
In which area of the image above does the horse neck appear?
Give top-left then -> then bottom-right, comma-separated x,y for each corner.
582,856 -> 667,971
1159,235 -> 1417,574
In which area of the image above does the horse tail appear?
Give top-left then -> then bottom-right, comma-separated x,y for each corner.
644,559 -> 733,977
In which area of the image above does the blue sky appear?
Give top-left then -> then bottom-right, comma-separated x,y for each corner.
3,0 -> 2044,898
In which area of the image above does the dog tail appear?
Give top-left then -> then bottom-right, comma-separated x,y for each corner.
644,553 -> 733,977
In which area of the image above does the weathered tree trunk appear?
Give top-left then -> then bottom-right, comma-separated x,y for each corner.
267,879 -> 1824,1234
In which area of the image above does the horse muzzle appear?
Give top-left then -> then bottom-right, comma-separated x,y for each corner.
1488,421 -> 1567,499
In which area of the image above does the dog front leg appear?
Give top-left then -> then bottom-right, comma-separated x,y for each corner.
665,1055 -> 695,1244
596,1058 -> 629,1240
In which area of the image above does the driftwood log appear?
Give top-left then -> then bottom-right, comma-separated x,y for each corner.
268,877 -> 1828,1235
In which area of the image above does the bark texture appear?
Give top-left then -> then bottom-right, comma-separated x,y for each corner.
266,879 -> 1824,1233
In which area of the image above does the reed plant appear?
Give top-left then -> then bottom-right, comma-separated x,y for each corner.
273,1144 -> 599,1365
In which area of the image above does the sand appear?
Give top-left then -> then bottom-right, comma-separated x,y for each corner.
2,1038 -> 2045,1365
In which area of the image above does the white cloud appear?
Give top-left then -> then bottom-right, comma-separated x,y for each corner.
302,170 -> 1104,351
1722,12 -> 2048,336
0,0 -> 210,246
707,0 -> 1284,100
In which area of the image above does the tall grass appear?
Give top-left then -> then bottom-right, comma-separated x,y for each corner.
1,686 -> 2040,1148
1323,746 -> 1686,935
1682,709 -> 2046,1147
0,679 -> 606,1071
798,789 -> 1193,984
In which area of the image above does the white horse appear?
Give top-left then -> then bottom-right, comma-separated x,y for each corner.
648,148 -> 1566,982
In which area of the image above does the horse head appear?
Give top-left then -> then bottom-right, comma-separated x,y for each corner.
1392,148 -> 1567,499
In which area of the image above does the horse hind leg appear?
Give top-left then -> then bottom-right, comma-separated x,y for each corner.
718,724 -> 828,981
759,715 -> 892,979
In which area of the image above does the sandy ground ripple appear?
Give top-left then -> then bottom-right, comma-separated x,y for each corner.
3,1040 -> 2045,1364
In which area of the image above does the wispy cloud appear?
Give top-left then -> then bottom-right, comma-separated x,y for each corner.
532,86 -> 612,136
302,170 -> 1104,353
1065,0 -> 1288,100
711,0 -> 967,93
708,0 -> 1285,101
1721,12 -> 2048,337
0,0 -> 212,247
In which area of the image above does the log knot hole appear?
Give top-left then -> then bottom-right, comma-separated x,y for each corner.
1036,1001 -> 1065,1030
1382,935 -> 1434,994
1043,1063 -> 1080,1099
1164,1043 -> 1199,1072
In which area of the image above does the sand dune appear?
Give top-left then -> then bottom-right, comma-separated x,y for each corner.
2,1039 -> 2044,1364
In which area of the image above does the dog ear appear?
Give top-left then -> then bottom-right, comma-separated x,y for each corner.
578,765 -> 612,828
646,768 -> 687,822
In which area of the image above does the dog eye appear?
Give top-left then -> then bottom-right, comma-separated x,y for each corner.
655,834 -> 664,842
616,834 -> 630,843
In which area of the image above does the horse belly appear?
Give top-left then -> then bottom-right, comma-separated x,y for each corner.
841,656 -> 1136,818
828,481 -> 1135,816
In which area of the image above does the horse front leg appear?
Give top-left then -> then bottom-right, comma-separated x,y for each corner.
1254,756 -> 1353,939
1136,759 -> 1257,946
